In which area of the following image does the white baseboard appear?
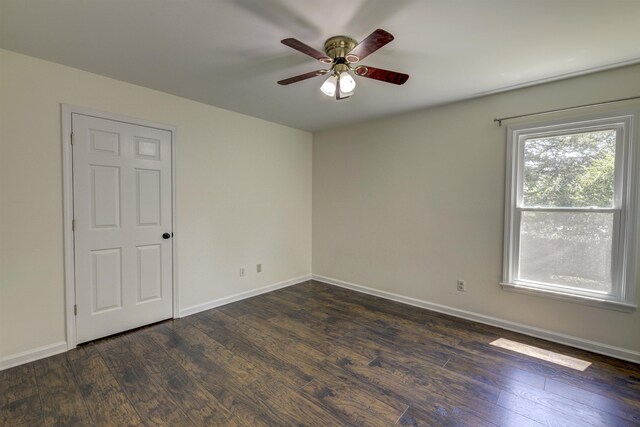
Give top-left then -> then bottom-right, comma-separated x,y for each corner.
179,274 -> 312,317
312,274 -> 640,364
0,341 -> 68,371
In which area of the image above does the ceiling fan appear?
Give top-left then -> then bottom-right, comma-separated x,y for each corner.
277,29 -> 409,100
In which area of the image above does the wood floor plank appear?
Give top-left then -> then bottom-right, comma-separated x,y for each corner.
279,307 -> 355,340
217,294 -> 282,321
396,404 -> 500,427
159,320 -> 344,426
255,288 -> 314,313
334,350 -> 515,425
262,386 -> 346,426
167,318 -> 330,423
242,312 -> 339,357
272,286 -> 388,327
544,378 -> 640,424
184,311 -> 314,389
65,344 -> 143,427
266,313 -> 340,356
444,354 -> 546,391
337,323 -> 452,369
496,390 -> 589,427
316,353 -> 410,416
32,354 -> 94,426
228,312 -> 330,368
0,394 -> 44,427
456,339 -> 640,405
165,322 -> 265,386
142,323 -> 282,427
204,312 -> 332,388
501,383 -> 631,427
300,377 -> 407,427
119,330 -> 240,426
0,363 -> 38,408
96,336 -> 195,426
324,349 -> 505,427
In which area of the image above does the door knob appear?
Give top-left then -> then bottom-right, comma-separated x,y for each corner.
162,232 -> 171,239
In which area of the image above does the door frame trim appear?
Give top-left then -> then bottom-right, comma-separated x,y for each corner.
61,104 -> 179,350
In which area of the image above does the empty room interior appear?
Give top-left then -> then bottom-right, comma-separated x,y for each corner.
1,1 -> 640,426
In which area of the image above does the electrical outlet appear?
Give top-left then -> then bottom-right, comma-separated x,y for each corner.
239,267 -> 245,277
257,264 -> 262,273
457,279 -> 466,292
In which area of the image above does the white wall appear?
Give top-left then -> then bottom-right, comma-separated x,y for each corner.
313,63 -> 640,358
0,49 -> 312,361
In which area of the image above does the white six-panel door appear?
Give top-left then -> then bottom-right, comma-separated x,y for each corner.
72,113 -> 173,344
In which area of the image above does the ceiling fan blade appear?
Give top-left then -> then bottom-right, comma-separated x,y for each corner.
354,65 -> 409,85
346,29 -> 394,62
277,69 -> 328,85
281,38 -> 332,63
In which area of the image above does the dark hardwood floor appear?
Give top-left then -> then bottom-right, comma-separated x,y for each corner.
2,280 -> 639,426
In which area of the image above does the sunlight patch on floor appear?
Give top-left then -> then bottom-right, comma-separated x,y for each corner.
490,338 -> 591,371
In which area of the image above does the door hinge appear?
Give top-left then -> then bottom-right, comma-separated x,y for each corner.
74,304 -> 77,316
72,219 -> 75,232
70,132 -> 74,145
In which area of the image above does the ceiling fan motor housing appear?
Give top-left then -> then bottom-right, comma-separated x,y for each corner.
324,36 -> 358,62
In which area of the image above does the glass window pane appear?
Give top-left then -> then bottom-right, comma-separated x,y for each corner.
518,211 -> 613,293
522,130 -> 616,208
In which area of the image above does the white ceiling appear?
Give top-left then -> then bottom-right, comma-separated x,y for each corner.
2,0 -> 640,132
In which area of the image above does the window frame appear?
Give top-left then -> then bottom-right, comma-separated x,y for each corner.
502,111 -> 638,311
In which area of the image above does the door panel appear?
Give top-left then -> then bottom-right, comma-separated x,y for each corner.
137,244 -> 162,303
90,129 -> 120,155
91,165 -> 121,228
136,169 -> 161,226
73,113 -> 173,344
91,248 -> 122,313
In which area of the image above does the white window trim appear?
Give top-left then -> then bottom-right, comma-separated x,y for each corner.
501,111 -> 639,312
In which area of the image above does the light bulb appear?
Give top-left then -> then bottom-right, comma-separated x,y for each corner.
339,71 -> 356,92
320,74 -> 338,97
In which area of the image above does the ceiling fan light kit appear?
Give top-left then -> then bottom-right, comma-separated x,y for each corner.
320,73 -> 338,96
337,70 -> 356,92
278,29 -> 409,100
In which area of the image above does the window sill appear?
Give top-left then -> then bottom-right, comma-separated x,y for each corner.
500,282 -> 637,313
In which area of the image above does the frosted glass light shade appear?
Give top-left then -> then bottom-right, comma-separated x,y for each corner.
339,71 -> 356,92
320,74 -> 338,96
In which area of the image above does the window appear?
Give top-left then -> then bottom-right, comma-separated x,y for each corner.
502,112 -> 638,310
